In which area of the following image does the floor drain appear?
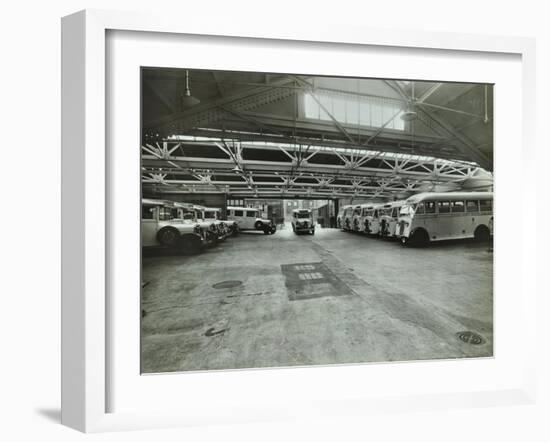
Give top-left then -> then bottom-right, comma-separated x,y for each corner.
212,280 -> 243,289
457,331 -> 485,345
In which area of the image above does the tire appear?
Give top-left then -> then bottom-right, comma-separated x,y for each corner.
254,221 -> 263,230
157,227 -> 180,247
474,225 -> 490,242
409,228 -> 430,247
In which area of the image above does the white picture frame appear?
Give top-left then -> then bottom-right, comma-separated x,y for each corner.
61,9 -> 538,433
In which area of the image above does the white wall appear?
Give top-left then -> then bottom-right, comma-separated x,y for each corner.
0,1 -> 548,441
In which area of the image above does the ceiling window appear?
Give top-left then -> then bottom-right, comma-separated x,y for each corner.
304,91 -> 404,131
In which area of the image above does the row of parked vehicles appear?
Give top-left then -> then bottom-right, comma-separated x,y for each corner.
142,199 -> 276,254
337,192 -> 493,246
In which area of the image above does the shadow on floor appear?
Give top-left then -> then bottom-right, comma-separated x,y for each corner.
35,407 -> 61,423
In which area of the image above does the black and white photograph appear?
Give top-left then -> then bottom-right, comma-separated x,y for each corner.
140,68 -> 494,374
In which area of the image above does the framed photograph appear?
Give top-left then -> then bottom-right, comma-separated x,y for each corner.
62,9 -> 538,432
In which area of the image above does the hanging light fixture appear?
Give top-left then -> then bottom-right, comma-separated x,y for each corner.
401,81 -> 417,121
401,103 -> 418,121
181,70 -> 200,108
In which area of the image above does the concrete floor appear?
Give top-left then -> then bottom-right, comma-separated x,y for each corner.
141,224 -> 493,373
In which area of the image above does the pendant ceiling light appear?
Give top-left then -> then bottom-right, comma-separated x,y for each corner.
181,70 -> 200,108
401,81 -> 417,121
401,104 -> 418,121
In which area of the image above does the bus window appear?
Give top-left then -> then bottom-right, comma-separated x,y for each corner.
234,210 -> 243,216
437,201 -> 450,214
246,210 -> 256,217
479,200 -> 492,212
466,200 -> 479,212
415,203 -> 425,214
424,201 -> 436,214
158,207 -> 173,221
142,206 -> 155,219
451,201 -> 465,213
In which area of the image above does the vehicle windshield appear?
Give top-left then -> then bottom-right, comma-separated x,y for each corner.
399,204 -> 415,216
297,212 -> 311,219
204,211 -> 217,219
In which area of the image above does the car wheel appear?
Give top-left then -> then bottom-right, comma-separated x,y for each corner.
255,221 -> 264,230
410,229 -> 429,247
157,227 -> 179,246
474,225 -> 490,242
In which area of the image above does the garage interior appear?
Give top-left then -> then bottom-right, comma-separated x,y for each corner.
141,69 -> 493,373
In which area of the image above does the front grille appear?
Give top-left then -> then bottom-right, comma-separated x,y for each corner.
399,221 -> 405,235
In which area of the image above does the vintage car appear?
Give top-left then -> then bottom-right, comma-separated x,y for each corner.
169,201 -> 218,246
396,192 -> 493,246
351,204 -> 364,232
378,201 -> 405,238
226,206 -> 276,234
291,209 -> 315,235
141,199 -> 204,253
362,204 -> 381,235
203,207 -> 239,237
182,204 -> 228,243
341,204 -> 355,231
192,205 -> 230,241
